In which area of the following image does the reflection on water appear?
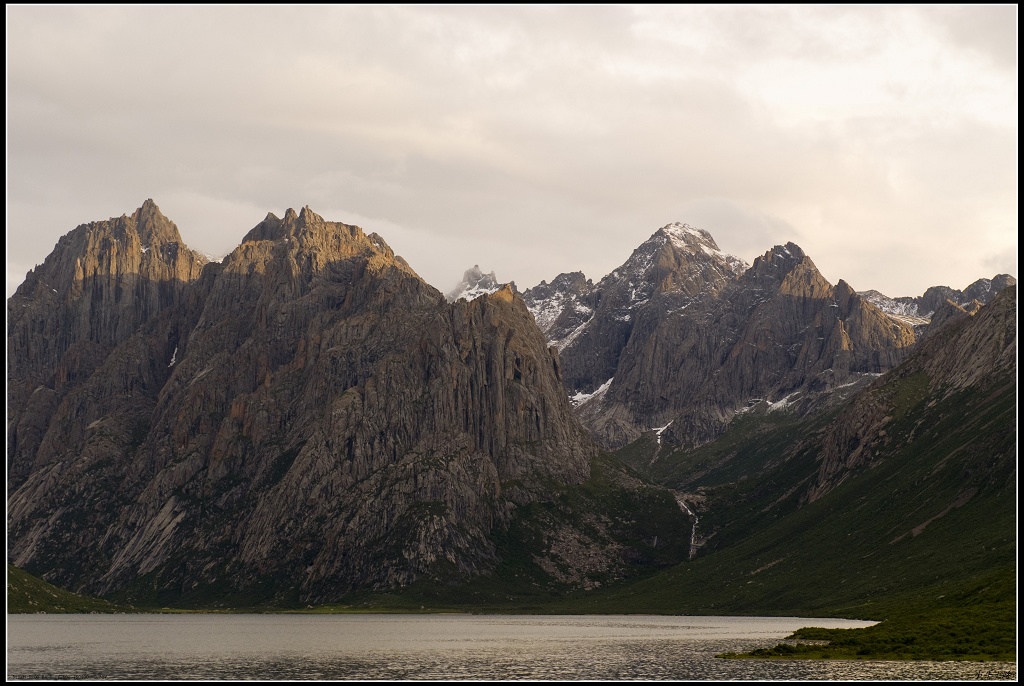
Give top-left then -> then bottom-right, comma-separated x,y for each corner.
6,614 -> 1016,681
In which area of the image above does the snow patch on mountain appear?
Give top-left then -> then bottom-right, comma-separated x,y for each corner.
859,289 -> 931,326
653,421 -> 672,445
447,265 -> 501,302
553,317 -> 591,351
529,293 -> 592,335
529,296 -> 566,333
859,290 -> 919,317
768,392 -> 800,412
661,222 -> 714,247
570,378 -> 613,407
661,222 -> 750,272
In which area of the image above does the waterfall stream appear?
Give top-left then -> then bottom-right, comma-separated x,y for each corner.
672,492 -> 700,561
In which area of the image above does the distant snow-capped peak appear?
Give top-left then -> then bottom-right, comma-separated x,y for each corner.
602,222 -> 749,300
447,265 -> 502,302
660,222 -> 750,275
659,222 -> 718,249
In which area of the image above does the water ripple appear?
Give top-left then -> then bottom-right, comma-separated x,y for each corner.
6,615 -> 1016,681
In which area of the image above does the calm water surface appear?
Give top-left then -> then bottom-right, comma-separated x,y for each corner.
6,614 -> 1016,680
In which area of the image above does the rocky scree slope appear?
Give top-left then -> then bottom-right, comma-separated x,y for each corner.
7,203 -> 596,603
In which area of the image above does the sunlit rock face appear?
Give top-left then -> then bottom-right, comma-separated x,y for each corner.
8,199 -> 208,487
8,202 -> 595,603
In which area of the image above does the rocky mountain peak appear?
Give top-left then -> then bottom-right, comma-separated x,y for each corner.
831,278 -> 860,312
567,233 -> 920,449
228,206 -> 417,281
11,199 -> 206,303
758,241 -> 807,268
196,211 -> 426,340
8,202 -> 597,601
521,271 -> 596,345
7,201 -> 209,485
242,205 -> 325,242
923,298 -> 971,336
523,222 -> 752,405
131,199 -> 184,247
963,274 -> 1016,303
600,223 -> 749,305
525,272 -> 591,302
656,222 -> 719,251
551,271 -> 591,290
241,205 -> 340,241
744,242 -> 811,287
486,281 -> 517,303
446,265 -> 502,302
522,223 -> 751,357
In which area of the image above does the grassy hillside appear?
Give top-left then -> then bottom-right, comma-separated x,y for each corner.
733,567 -> 1015,661
7,564 -> 130,613
551,363 -> 1016,660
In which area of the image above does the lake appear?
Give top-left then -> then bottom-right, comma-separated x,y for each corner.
6,614 -> 1016,680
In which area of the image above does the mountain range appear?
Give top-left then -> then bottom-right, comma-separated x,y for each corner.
9,202 -> 596,602
463,223 -> 1011,450
7,201 -> 1016,625
583,283 -> 1015,660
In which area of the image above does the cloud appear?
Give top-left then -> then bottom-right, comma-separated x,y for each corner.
6,6 -> 1017,299
982,249 -> 1019,282
920,5 -> 1018,71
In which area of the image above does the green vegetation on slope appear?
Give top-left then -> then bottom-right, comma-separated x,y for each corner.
727,568 -> 1015,661
553,368 -> 1016,660
7,564 -> 130,613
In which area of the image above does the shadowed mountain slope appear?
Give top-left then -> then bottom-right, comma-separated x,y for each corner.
8,203 -> 598,603
595,286 -> 1015,630
526,226 -> 917,449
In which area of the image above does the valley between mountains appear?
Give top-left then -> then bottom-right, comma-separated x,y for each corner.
7,201 -> 1016,660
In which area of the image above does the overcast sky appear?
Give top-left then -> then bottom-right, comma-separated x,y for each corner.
6,6 -> 1018,299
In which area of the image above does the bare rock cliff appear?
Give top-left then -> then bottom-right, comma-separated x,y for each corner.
806,285 -> 1016,502
568,241 -> 917,448
552,223 -> 748,397
7,200 -> 206,488
7,204 -> 595,602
